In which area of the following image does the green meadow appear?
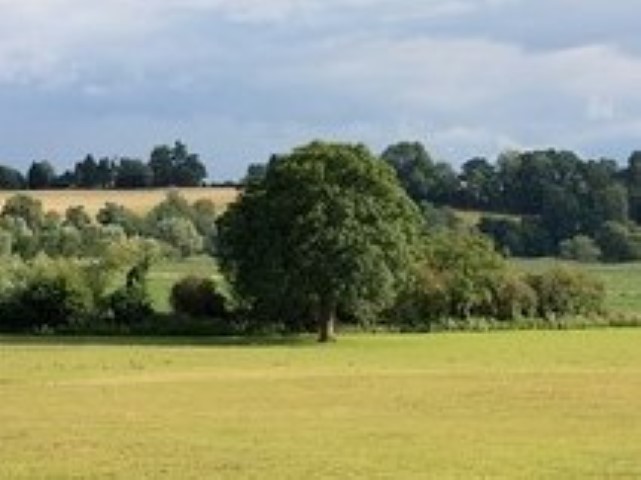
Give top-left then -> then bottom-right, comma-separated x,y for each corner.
1,331 -> 641,479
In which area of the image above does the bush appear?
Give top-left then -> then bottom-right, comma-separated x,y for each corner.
96,202 -> 144,236
0,229 -> 12,257
490,273 -> 538,321
559,235 -> 602,262
0,258 -> 94,331
386,268 -> 450,330
154,217 -> 203,257
526,267 -> 605,318
108,284 -> 153,327
1,194 -> 44,230
170,276 -> 228,318
595,221 -> 641,262
386,232 -> 508,328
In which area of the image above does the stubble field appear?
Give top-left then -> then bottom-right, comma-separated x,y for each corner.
0,187 -> 239,216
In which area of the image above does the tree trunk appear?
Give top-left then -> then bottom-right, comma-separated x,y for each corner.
318,300 -> 336,343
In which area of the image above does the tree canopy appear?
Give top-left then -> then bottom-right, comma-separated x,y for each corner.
217,141 -> 424,341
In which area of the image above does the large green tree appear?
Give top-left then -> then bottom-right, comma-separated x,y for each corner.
217,141 -> 424,341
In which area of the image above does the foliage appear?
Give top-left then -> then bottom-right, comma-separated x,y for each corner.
379,143 -> 640,261
149,141 -> 207,187
107,255 -> 154,326
525,267 -> 605,318
64,205 -> 92,230
479,216 -> 554,257
0,257 -> 94,331
192,198 -> 218,254
387,232 -> 509,328
143,191 -> 215,256
1,194 -> 44,230
0,229 -> 11,256
73,155 -> 100,188
595,221 -> 641,262
458,157 -> 500,209
108,284 -> 153,327
96,202 -> 144,236
490,273 -> 538,321
218,141 -> 424,340
382,141 -> 459,205
420,202 -> 462,232
154,217 -> 203,257
242,163 -> 268,185
114,158 -> 153,189
559,235 -> 602,262
170,276 -> 228,318
0,165 -> 26,189
388,232 -> 604,328
27,161 -> 56,190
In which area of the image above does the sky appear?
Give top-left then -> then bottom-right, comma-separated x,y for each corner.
1,0 -> 640,180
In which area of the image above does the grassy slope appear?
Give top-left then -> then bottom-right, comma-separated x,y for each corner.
1,331 -> 640,479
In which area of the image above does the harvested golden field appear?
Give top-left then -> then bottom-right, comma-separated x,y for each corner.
0,187 -> 240,216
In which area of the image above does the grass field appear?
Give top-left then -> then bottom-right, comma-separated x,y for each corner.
1,331 -> 640,479
0,187 -> 240,216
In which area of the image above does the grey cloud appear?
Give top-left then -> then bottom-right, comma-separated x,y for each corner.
0,0 -> 641,178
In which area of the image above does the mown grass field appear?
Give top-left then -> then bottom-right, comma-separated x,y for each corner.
1,331 -> 640,479
0,187 -> 239,216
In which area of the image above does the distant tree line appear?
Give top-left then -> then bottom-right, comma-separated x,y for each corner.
377,142 -> 641,262
0,141 -> 208,190
0,142 -> 612,338
7,136 -> 641,262
241,141 -> 641,262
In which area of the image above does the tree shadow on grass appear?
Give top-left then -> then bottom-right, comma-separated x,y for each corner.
0,334 -> 320,348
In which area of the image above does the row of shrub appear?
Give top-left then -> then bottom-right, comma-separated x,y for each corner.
0,250 -> 248,335
0,191 -> 217,260
163,233 -> 608,334
0,240 -> 156,333
0,256 -> 610,336
0,211 -> 610,336
385,233 -> 606,330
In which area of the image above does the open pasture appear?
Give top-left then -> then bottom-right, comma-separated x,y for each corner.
0,187 -> 239,216
1,331 -> 641,479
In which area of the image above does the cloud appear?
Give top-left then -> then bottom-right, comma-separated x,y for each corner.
0,0 -> 641,177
